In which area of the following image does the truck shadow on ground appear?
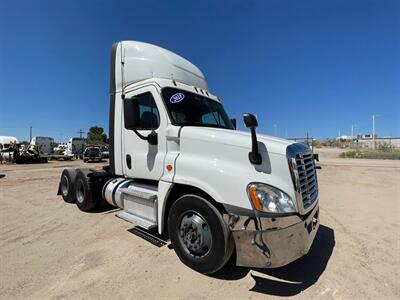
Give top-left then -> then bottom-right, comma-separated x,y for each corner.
212,225 -> 335,297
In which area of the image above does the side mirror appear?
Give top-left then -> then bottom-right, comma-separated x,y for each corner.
230,118 -> 237,130
147,131 -> 158,145
243,113 -> 258,128
243,113 -> 262,165
124,97 -> 157,145
124,97 -> 138,130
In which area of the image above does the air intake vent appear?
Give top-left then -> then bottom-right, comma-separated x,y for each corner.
287,144 -> 318,210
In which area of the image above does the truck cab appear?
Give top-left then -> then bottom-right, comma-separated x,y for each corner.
58,41 -> 319,274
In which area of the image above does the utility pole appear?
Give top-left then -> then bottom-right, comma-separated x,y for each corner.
29,126 -> 32,142
351,125 -> 353,140
372,114 -> 380,149
274,124 -> 277,136
351,124 -> 356,140
78,129 -> 84,138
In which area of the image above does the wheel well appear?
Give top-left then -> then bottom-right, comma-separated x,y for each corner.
162,184 -> 227,236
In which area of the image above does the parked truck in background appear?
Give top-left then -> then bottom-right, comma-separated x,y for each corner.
0,136 -> 19,162
58,41 -> 319,274
65,137 -> 86,158
31,136 -> 54,154
83,146 -> 102,162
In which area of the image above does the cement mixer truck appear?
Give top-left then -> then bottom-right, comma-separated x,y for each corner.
58,41 -> 319,274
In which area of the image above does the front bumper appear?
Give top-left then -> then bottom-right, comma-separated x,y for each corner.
224,203 -> 319,268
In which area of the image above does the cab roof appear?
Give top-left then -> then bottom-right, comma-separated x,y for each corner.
111,41 -> 208,93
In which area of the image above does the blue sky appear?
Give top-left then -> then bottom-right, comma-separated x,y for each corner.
1,0 -> 399,142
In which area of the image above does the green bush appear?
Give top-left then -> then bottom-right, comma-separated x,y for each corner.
339,150 -> 362,158
340,150 -> 400,160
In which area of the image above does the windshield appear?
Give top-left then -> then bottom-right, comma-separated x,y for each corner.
162,88 -> 234,129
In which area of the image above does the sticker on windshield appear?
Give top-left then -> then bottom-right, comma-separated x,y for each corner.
170,93 -> 185,103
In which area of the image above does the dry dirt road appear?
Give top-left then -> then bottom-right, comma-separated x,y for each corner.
0,148 -> 399,299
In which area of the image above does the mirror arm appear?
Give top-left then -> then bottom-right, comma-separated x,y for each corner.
132,129 -> 158,145
132,129 -> 148,141
249,128 -> 262,165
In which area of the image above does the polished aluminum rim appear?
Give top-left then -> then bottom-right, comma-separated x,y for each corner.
61,175 -> 69,197
76,180 -> 85,204
177,211 -> 212,257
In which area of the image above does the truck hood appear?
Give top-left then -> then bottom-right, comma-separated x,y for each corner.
179,127 -> 294,156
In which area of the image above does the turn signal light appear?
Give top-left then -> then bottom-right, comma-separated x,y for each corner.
248,184 -> 263,211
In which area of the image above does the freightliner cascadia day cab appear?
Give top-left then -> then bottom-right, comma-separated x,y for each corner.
58,41 -> 320,274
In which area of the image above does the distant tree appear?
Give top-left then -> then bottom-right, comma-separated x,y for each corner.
87,126 -> 107,144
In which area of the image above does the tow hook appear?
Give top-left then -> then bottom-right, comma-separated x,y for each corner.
305,208 -> 319,234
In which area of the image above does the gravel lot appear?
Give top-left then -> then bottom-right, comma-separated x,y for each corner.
0,148 -> 399,299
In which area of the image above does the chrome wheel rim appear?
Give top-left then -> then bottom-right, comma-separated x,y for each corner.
76,180 -> 85,204
61,175 -> 69,197
177,211 -> 212,257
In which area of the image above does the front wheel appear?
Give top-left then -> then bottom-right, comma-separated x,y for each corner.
168,195 -> 234,274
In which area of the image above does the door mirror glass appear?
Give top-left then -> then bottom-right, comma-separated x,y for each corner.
124,93 -> 160,130
124,97 -> 138,130
230,118 -> 237,130
243,113 -> 258,129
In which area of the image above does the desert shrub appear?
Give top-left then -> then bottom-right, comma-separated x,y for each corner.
340,150 -> 400,160
339,150 -> 362,158
360,152 -> 400,160
377,142 -> 395,152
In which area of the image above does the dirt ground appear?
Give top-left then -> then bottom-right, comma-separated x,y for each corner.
0,148 -> 399,299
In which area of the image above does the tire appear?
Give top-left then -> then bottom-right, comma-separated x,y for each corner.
74,169 -> 98,212
168,194 -> 234,274
60,169 -> 77,203
83,159 -> 88,163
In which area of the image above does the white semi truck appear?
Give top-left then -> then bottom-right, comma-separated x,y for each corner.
58,41 -> 319,274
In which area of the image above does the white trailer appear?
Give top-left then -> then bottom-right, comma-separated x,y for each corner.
65,137 -> 86,157
58,41 -> 319,274
31,136 -> 54,154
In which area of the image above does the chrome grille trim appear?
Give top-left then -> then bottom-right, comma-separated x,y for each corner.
287,143 -> 319,211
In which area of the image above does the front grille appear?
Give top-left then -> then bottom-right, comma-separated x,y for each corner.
287,144 -> 318,210
295,152 -> 318,209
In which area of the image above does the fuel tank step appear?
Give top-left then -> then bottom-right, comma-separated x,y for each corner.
116,211 -> 157,230
119,187 -> 157,201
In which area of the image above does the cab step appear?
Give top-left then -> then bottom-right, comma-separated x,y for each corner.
127,227 -> 167,247
116,211 -> 157,230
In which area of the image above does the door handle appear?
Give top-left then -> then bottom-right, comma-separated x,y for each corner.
126,154 -> 132,169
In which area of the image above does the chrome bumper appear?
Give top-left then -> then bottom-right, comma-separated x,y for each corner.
224,203 -> 319,268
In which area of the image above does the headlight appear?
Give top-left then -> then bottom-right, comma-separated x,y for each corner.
247,183 -> 297,214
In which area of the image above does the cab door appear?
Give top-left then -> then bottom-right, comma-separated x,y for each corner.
122,85 -> 167,180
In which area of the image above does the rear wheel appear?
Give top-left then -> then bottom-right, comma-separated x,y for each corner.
74,169 -> 97,212
60,169 -> 77,203
168,194 -> 234,274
